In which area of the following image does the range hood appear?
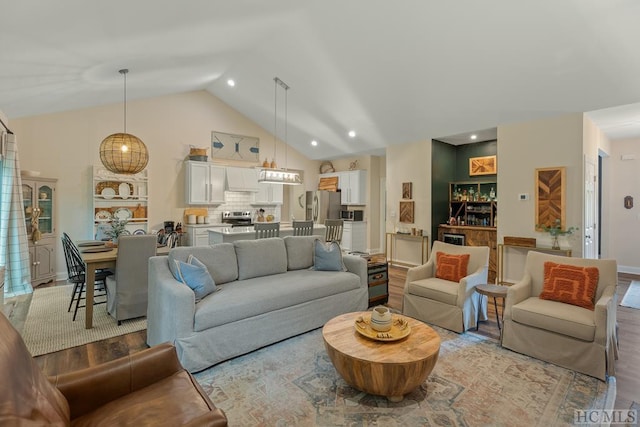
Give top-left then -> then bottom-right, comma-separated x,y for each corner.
225,166 -> 259,192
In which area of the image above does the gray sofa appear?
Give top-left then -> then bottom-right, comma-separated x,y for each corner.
147,236 -> 369,372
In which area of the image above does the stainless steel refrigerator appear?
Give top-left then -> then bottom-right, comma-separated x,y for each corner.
305,191 -> 342,223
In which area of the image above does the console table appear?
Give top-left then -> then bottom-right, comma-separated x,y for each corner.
497,243 -> 572,285
385,233 -> 429,267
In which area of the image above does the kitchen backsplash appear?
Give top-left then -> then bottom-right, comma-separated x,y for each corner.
206,191 -> 281,223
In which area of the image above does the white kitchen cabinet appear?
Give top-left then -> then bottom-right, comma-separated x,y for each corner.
319,170 -> 367,205
253,182 -> 284,205
339,170 -> 367,205
341,221 -> 366,252
225,166 -> 259,192
185,161 -> 226,205
185,224 -> 225,246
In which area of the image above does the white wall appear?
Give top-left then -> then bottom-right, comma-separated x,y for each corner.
11,90 -> 319,278
608,137 -> 640,273
385,140 -> 431,266
497,113 -> 585,282
583,116 -> 612,260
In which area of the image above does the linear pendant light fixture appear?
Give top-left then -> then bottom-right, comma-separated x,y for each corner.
99,69 -> 149,175
258,77 -> 302,185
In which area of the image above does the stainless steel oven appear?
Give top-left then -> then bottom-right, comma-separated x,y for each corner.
443,233 -> 465,246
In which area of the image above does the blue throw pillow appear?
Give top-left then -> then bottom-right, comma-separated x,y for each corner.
313,239 -> 346,271
173,255 -> 217,301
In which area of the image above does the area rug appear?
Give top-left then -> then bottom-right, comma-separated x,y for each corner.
194,327 -> 615,426
21,285 -> 146,356
620,281 -> 640,309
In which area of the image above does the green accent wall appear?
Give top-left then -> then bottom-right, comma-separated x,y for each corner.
431,139 -> 497,241
431,140 -> 456,241
455,140 -> 498,181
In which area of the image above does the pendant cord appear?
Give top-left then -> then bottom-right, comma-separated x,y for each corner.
284,85 -> 288,170
120,69 -> 129,133
273,78 -> 277,162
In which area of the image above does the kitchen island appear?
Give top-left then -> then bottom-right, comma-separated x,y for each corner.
208,223 -> 326,244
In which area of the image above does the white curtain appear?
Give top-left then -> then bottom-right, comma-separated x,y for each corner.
0,131 -> 32,296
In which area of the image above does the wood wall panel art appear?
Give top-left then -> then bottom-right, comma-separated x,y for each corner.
535,167 -> 566,230
469,155 -> 497,176
402,182 -> 412,199
399,201 -> 414,223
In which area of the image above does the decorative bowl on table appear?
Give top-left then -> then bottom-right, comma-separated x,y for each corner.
354,313 -> 411,342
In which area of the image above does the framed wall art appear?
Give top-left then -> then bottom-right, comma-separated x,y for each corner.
535,166 -> 566,230
399,201 -> 414,223
402,182 -> 412,199
211,131 -> 260,162
469,155 -> 497,176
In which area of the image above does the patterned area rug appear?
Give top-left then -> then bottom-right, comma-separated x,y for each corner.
21,285 -> 146,356
621,281 -> 640,309
194,325 -> 614,426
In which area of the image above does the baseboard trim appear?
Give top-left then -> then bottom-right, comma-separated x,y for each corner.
618,265 -> 640,275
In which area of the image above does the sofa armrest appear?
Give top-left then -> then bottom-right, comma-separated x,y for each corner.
342,254 -> 368,289
504,273 -> 532,319
51,343 -> 183,420
147,256 -> 197,346
404,260 -> 435,294
182,409 -> 229,427
457,267 -> 488,307
594,284 -> 616,346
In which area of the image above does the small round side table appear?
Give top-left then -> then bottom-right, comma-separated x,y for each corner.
475,284 -> 508,331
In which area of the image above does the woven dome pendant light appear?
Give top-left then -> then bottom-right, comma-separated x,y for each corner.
99,69 -> 149,174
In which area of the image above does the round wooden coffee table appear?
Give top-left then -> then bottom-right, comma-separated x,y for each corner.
322,311 -> 440,402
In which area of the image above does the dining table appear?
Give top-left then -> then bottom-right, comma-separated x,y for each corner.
79,243 -> 170,329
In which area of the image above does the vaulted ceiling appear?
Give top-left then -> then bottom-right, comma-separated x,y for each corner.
2,1 -> 640,159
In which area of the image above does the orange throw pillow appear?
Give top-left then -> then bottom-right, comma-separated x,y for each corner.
539,262 -> 599,310
435,252 -> 470,282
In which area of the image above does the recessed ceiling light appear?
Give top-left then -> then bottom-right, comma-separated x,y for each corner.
227,79 -> 235,87
311,140 -> 318,146
470,134 -> 477,140
348,130 -> 356,138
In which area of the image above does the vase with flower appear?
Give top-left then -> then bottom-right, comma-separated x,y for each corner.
537,219 -> 578,250
105,218 -> 129,245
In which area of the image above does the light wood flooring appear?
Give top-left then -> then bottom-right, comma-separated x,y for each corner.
7,267 -> 639,410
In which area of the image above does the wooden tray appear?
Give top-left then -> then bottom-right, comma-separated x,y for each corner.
504,236 -> 536,247
95,181 -> 133,197
184,208 -> 208,224
354,314 -> 411,342
81,247 -> 114,253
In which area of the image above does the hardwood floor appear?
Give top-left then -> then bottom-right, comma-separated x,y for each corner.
12,267 -> 640,410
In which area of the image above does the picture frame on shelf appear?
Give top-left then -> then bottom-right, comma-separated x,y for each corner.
469,155 -> 497,176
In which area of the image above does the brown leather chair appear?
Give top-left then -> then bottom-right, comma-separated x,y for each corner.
0,312 -> 227,426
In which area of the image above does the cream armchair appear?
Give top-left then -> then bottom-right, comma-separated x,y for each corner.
403,241 -> 490,333
501,251 -> 618,381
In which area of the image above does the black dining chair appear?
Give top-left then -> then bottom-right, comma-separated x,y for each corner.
61,233 -> 112,321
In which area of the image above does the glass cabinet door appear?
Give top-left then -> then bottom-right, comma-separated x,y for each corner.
22,182 -> 34,235
36,184 -> 54,235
